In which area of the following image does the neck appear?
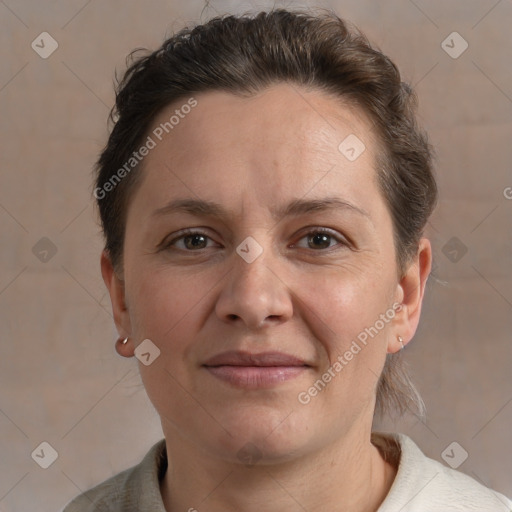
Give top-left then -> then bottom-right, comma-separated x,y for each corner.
159,426 -> 397,512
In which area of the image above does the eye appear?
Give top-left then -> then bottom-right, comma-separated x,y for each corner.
292,228 -> 348,250
160,227 -> 349,253
162,230 -> 218,251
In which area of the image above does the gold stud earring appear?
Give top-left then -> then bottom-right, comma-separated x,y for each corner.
398,335 -> 404,350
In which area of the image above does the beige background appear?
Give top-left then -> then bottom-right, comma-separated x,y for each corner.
1,0 -> 511,510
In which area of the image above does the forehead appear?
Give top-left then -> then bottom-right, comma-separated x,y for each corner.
131,84 -> 382,217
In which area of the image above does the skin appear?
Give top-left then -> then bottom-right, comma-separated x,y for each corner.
101,83 -> 432,512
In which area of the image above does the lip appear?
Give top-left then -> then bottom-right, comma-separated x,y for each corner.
203,350 -> 308,367
203,351 -> 310,389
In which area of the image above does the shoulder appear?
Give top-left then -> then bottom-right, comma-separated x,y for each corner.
61,439 -> 167,512
374,432 -> 512,512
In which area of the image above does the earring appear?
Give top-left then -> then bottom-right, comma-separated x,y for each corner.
398,335 -> 404,350
115,336 -> 128,347
114,336 -> 133,358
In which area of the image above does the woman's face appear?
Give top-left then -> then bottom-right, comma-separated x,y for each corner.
103,83 -> 430,463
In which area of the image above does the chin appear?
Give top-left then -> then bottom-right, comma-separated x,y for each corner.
203,405 -> 315,464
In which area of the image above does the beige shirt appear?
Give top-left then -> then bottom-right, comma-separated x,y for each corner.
63,432 -> 512,511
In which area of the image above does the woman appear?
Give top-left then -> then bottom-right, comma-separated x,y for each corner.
64,8 -> 512,512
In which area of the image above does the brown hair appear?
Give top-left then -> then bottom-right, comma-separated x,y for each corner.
94,8 -> 437,418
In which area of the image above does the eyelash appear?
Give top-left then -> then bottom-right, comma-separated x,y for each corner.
161,227 -> 350,253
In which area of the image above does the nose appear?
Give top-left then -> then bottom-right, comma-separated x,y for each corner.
215,244 -> 293,330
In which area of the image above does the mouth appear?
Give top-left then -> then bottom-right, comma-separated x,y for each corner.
202,351 -> 311,389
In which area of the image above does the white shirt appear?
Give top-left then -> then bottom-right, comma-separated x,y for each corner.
63,432 -> 512,511
373,433 -> 512,511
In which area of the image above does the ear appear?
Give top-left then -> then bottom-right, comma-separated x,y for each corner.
100,250 -> 134,357
388,237 -> 432,353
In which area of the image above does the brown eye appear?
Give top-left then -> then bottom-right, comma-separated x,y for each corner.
307,232 -> 333,249
293,228 -> 348,251
182,234 -> 208,250
163,230 -> 217,252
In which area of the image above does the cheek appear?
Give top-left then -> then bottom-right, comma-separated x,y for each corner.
126,269 -> 211,414
295,267 -> 393,404
300,266 -> 391,347
126,266 -> 207,349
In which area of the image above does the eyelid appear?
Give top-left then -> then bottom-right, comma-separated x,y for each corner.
158,228 -> 219,251
159,226 -> 350,252
290,226 -> 350,249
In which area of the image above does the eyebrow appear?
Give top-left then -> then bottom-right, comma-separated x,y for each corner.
151,197 -> 372,224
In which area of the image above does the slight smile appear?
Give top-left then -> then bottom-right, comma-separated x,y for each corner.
202,351 -> 311,389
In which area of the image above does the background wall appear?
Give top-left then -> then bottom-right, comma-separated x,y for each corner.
0,0 -> 511,510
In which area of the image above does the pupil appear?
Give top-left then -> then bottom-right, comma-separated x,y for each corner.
186,235 -> 206,249
310,233 -> 330,249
